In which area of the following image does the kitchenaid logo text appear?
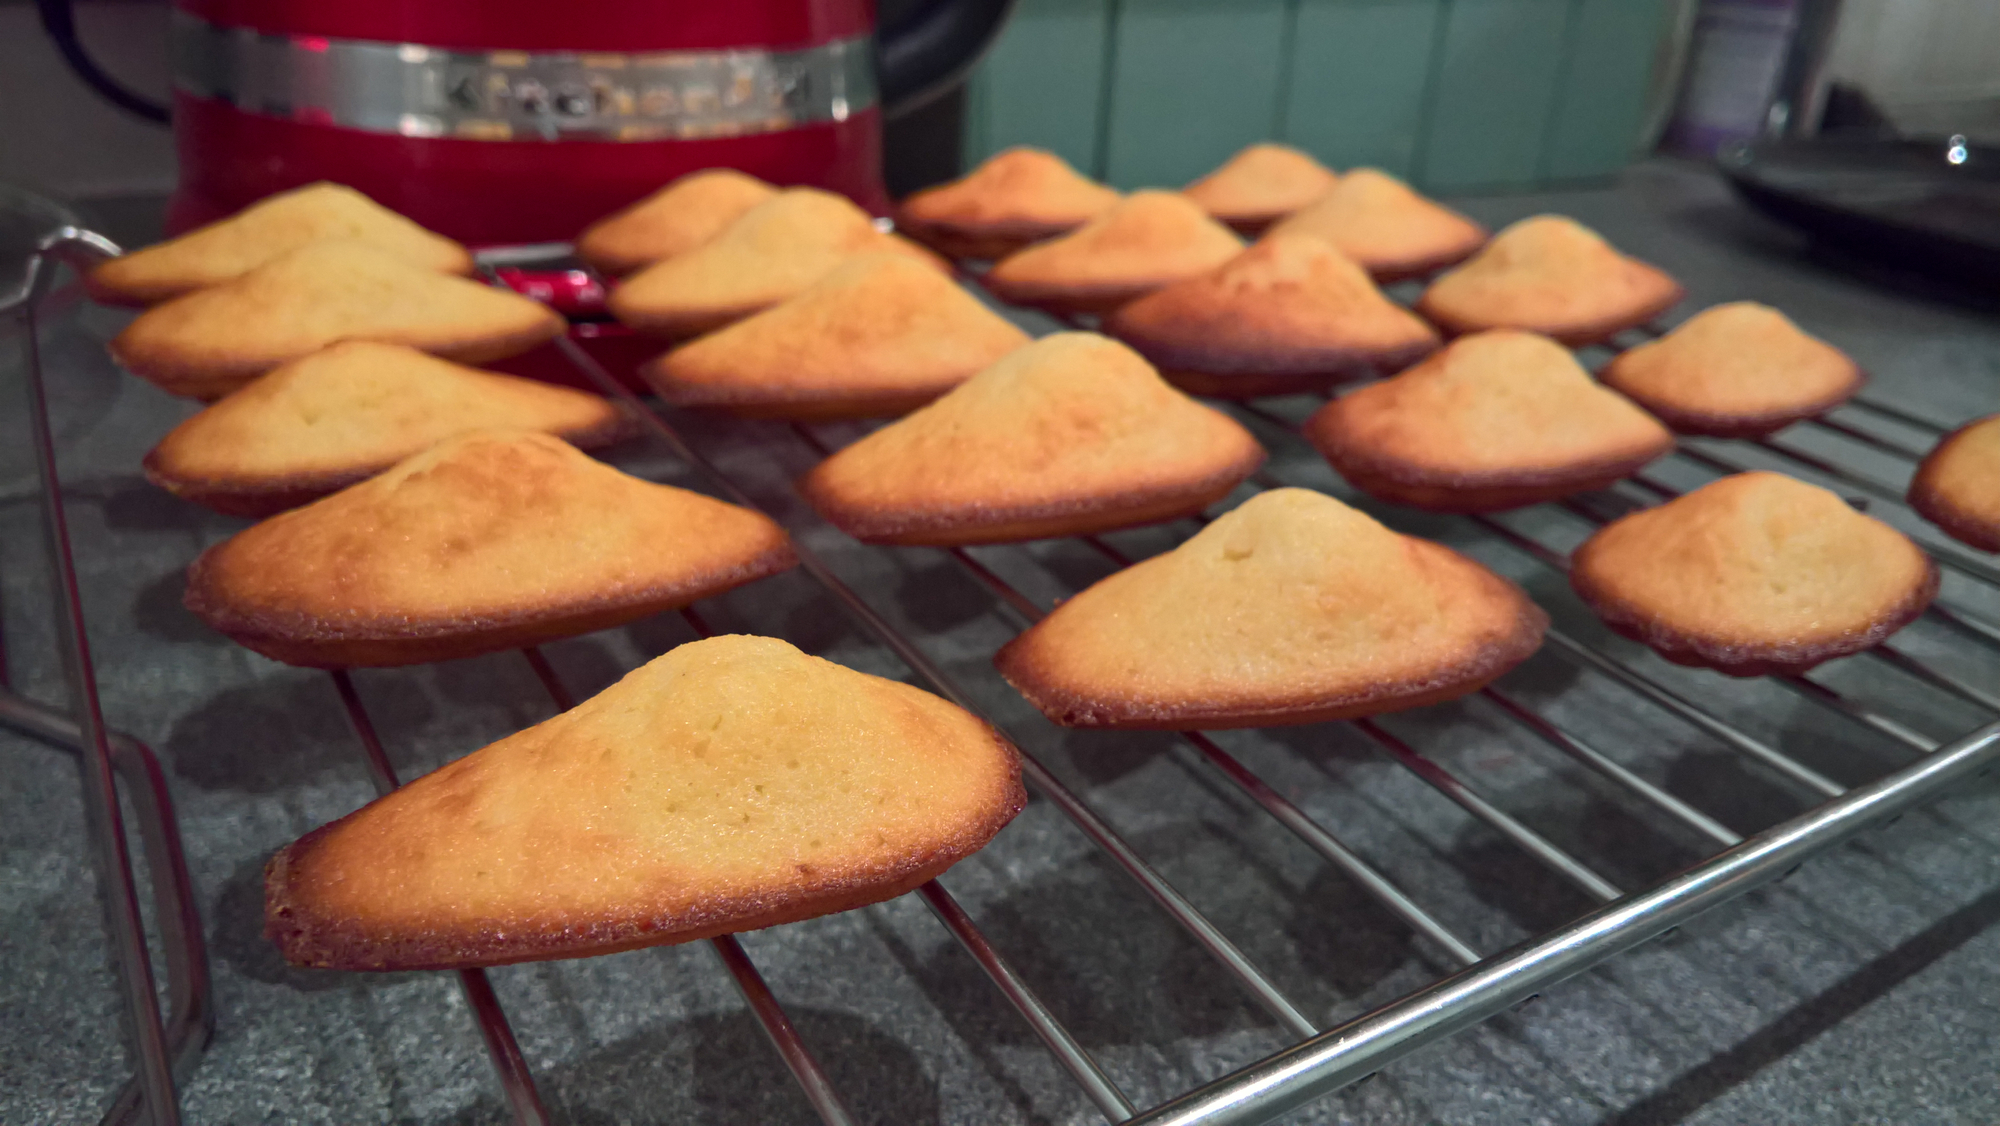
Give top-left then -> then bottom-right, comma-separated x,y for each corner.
171,14 -> 875,142
444,58 -> 813,122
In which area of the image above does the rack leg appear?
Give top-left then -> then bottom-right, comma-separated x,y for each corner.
19,286 -> 182,1126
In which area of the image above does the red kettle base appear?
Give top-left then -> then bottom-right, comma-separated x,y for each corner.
166,94 -> 891,245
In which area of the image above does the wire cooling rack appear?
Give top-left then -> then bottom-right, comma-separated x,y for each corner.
19,227 -> 2000,1126
5,231 -> 212,1126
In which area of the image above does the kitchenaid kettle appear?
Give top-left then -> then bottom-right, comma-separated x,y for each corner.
38,0 -> 1012,243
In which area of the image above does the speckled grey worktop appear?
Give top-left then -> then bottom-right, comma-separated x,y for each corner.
5,160 -> 2000,1125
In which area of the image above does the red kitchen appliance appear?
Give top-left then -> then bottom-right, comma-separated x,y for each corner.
38,0 -> 1013,244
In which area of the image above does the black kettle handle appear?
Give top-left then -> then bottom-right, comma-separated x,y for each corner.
876,0 -> 1017,117
36,0 -> 171,123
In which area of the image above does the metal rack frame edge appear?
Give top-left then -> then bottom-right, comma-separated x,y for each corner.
7,230 -> 216,1126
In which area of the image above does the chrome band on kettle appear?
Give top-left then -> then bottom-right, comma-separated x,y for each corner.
170,12 -> 879,141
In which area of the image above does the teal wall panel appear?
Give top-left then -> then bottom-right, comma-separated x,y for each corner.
1280,0 -> 1445,179
962,0 -> 1111,173
1417,0 -> 1574,190
962,0 -> 1673,194
1543,0 -> 1672,180
1101,0 -> 1290,189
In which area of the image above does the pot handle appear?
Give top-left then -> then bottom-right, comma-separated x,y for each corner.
876,0 -> 1017,117
35,0 -> 171,123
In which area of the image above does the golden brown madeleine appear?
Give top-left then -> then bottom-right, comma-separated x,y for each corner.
1267,168 -> 1487,280
184,431 -> 796,667
87,182 -> 473,307
1908,413 -> 2000,552
798,332 -> 1264,545
982,191 -> 1246,315
144,342 -> 634,518
1181,143 -> 1341,235
1571,472 -> 1937,676
266,634 -> 1025,971
645,253 -> 1031,420
607,188 -> 936,338
1598,303 -> 1863,437
1416,215 -> 1683,345
878,231 -> 959,275
109,241 -> 565,401
575,168 -> 779,275
895,147 -> 1122,260
1103,231 -> 1440,397
1304,330 -> 1673,512
995,488 -> 1547,728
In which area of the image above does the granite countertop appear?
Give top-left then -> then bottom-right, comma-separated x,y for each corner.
4,159 -> 1999,1126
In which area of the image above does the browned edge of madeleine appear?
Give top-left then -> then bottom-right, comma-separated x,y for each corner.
991,543 -> 1548,728
1569,540 -> 1939,677
264,727 -> 1027,971
797,444 -> 1265,547
1906,418 -> 2000,553
183,531 -> 797,668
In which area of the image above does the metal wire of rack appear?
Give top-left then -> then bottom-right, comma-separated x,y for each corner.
5,231 -> 214,1126
454,274 -> 2000,1124
754,358 -> 2000,1124
22,226 -> 2000,1126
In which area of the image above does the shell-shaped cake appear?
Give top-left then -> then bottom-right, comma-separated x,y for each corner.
575,168 -> 779,275
1416,215 -> 1682,344
645,253 -> 1030,420
185,431 -> 796,667
1599,302 -> 1863,437
1267,168 -> 1486,280
266,634 -> 1026,970
982,191 -> 1245,314
995,487 -> 1548,728
1105,231 -> 1440,397
1304,330 -> 1673,511
109,241 -> 564,401
1571,471 -> 1936,676
896,147 -> 1122,260
1909,413 -> 2000,552
88,182 -> 472,306
608,189 -> 943,338
1181,143 -> 1341,234
145,341 -> 632,517
798,332 -> 1264,544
